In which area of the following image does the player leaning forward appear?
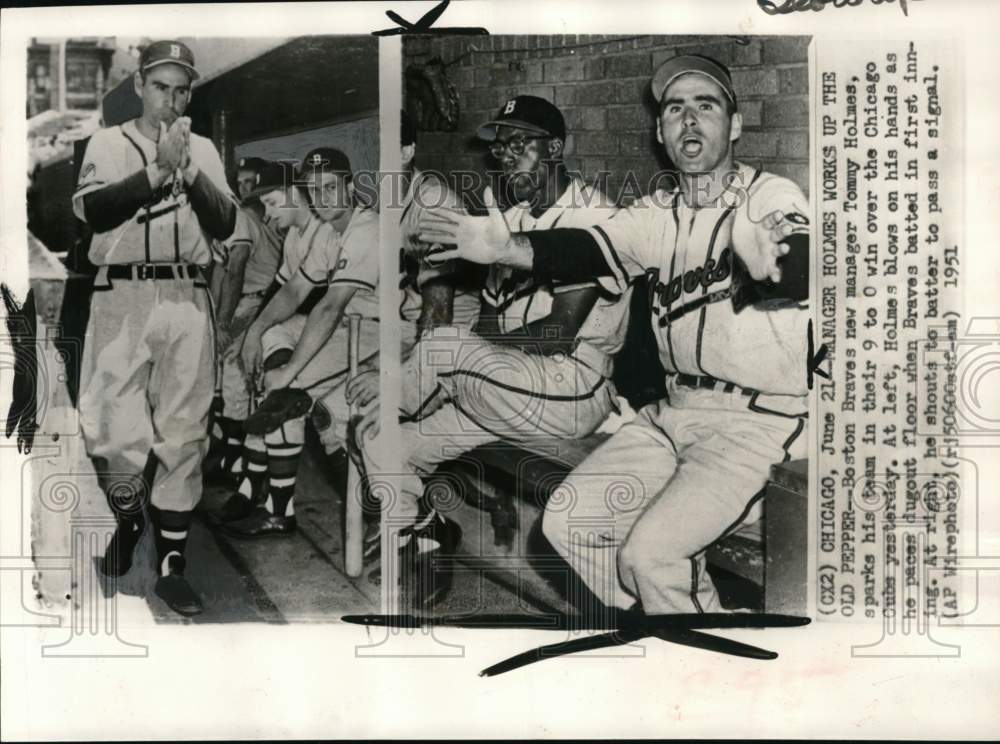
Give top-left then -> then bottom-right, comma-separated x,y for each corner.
72,41 -> 237,616
420,54 -> 810,614
228,149 -> 380,538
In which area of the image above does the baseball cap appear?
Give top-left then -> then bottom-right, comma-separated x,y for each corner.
650,54 -> 737,107
401,109 -> 417,147
237,156 -> 268,174
476,95 -> 566,142
246,161 -> 295,200
297,147 -> 353,179
140,40 -> 198,80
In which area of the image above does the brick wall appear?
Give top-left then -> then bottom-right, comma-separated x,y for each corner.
404,34 -> 809,205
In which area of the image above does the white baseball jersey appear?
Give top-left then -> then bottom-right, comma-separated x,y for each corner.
583,162 -> 810,404
276,215 -> 334,286
221,207 -> 283,294
483,178 -> 631,372
399,170 -> 481,328
326,206 -> 380,321
72,119 -> 235,266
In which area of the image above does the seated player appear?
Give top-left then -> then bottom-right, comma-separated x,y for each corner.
347,110 -> 483,576
226,148 -> 379,538
209,161 -> 338,526
206,159 -> 284,482
385,95 -> 633,607
419,55 -> 810,615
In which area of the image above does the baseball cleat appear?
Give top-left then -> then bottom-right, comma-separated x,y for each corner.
223,507 -> 297,538
96,516 -> 145,578
401,512 -> 463,610
154,556 -> 204,617
243,387 -> 313,435
205,492 -> 256,526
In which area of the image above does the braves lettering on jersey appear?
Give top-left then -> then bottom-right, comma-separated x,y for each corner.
483,178 -> 630,374
398,170 -> 481,329
276,216 -> 333,286
583,163 -> 810,406
72,120 -> 234,266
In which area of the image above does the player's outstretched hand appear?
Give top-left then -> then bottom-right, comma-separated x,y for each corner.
418,186 -> 515,265
738,210 -> 796,284
346,369 -> 379,408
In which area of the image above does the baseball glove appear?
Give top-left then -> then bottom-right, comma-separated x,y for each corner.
244,387 -> 313,435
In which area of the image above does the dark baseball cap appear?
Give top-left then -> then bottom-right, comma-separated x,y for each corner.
237,156 -> 268,174
651,54 -> 736,107
401,109 -> 417,147
476,95 -> 566,142
140,40 -> 198,80
246,161 -> 295,200
298,147 -> 352,179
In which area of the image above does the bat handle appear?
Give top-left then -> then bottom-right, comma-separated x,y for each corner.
345,313 -> 364,578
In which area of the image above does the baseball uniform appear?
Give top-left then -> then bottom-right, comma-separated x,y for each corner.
212,206 -> 283,477
394,178 -> 630,525
540,162 -> 809,613
72,117 -> 236,553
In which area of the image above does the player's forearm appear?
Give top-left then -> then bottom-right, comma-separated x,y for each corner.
525,229 -> 614,283
417,280 -> 454,333
248,284 -> 299,338
216,250 -> 249,327
285,301 -> 345,379
187,170 -> 237,240
81,165 -> 167,232
489,318 -> 579,355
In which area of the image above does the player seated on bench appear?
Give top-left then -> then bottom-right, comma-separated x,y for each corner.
418,54 -> 810,615
367,95 -> 633,608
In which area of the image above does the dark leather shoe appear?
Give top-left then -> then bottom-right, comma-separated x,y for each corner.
224,507 -> 297,538
154,569 -> 204,617
96,516 -> 145,577
205,492 -> 255,526
402,512 -> 463,610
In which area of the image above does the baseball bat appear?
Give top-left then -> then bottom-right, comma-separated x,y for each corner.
344,313 -> 364,578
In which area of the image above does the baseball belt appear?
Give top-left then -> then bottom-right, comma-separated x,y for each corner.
673,373 -> 756,397
104,264 -> 202,281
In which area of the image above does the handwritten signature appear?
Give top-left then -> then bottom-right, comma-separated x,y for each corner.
758,0 -> 924,17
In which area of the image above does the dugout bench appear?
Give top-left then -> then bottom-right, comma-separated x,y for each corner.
422,278 -> 809,616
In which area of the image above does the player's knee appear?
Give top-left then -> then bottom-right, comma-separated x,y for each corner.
619,522 -> 663,582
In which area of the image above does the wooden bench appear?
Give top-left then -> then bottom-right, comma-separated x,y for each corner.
427,439 -> 807,615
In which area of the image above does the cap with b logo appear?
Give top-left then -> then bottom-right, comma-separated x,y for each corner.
246,161 -> 295,200
297,147 -> 352,179
650,54 -> 737,107
476,95 -> 566,142
237,156 -> 268,174
140,40 -> 198,80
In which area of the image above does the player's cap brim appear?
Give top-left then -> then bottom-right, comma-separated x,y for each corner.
476,119 -> 552,142
142,59 -> 200,80
246,182 -> 288,201
651,56 -> 736,105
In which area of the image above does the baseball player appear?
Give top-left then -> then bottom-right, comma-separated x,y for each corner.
224,148 -> 380,538
345,110 -> 481,426
234,156 -> 268,202
392,96 -> 633,607
204,162 -> 285,490
72,40 -> 238,616
419,54 -> 810,614
345,110 -> 484,577
209,161 -> 340,526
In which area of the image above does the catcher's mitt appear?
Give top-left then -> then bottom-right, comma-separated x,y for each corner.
244,387 -> 313,435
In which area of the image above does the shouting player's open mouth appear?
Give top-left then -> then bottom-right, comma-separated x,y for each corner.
679,134 -> 703,158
